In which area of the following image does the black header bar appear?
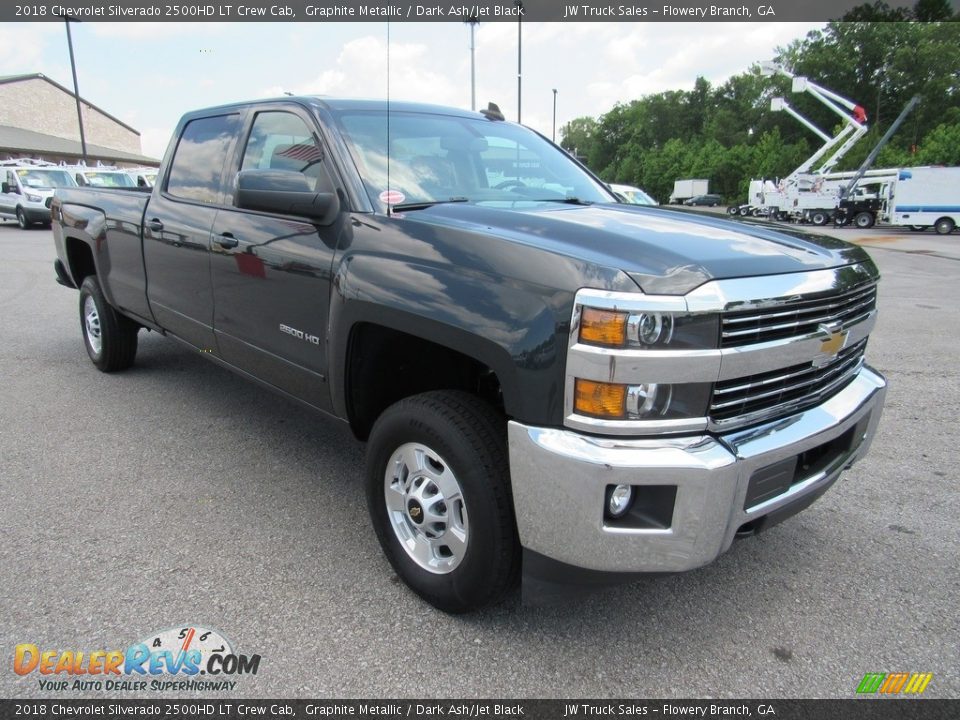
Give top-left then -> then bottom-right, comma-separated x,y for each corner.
6,0 -> 957,23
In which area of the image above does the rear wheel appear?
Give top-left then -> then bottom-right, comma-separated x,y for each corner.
811,211 -> 830,226
854,211 -> 875,229
365,391 -> 519,613
935,218 -> 955,235
79,276 -> 139,372
16,207 -> 30,229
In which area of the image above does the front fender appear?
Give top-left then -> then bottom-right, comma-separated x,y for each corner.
327,252 -> 564,426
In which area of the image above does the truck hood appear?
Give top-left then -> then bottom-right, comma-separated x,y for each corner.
413,202 -> 871,294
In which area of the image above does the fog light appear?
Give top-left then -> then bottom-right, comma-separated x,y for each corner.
606,484 -> 634,518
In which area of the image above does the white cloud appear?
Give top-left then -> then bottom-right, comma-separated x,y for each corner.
139,126 -> 173,160
276,35 -> 463,108
0,23 -> 59,76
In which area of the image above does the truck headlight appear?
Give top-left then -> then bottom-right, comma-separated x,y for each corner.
24,192 -> 42,202
579,307 -> 718,349
574,379 -> 711,420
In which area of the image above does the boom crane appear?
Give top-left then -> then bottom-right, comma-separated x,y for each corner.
732,62 -> 892,225
759,60 -> 869,179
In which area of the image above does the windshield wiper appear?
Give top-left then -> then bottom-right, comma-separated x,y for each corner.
390,197 -> 469,212
527,197 -> 594,206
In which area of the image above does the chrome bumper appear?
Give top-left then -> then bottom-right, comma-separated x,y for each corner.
508,366 -> 886,573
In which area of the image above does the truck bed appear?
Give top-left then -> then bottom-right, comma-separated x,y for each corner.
53,187 -> 153,324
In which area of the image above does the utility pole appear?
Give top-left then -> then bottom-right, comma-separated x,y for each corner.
465,16 -> 479,111
552,89 -> 558,142
58,14 -> 88,163
514,0 -> 523,122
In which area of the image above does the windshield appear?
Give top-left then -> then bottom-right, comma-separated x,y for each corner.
333,110 -> 614,210
80,171 -> 136,188
16,169 -> 76,190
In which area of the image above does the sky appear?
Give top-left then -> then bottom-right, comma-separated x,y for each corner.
0,21 -> 823,159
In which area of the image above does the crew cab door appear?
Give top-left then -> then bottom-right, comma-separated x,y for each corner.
143,112 -> 242,351
209,106 -> 346,412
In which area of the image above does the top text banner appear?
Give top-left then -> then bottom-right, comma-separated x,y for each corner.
6,0 -> 955,23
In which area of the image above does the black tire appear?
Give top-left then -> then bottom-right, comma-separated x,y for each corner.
935,218 -> 955,235
365,390 -> 519,613
727,206 -> 739,216
78,276 -> 139,372
16,207 -> 30,229
811,211 -> 829,226
854,211 -> 875,229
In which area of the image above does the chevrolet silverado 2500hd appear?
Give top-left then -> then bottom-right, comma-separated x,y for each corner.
52,98 -> 887,612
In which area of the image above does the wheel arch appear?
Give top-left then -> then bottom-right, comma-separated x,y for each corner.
336,311 -> 519,441
65,236 -> 97,288
327,255 -> 566,439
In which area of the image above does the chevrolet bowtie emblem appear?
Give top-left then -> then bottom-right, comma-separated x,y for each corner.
818,325 -> 849,358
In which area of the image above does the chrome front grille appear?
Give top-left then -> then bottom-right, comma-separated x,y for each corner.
710,339 -> 868,424
720,283 -> 877,348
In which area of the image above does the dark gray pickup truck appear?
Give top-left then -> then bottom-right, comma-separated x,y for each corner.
52,97 -> 886,612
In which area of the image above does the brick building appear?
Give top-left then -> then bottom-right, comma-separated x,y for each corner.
0,73 -> 157,167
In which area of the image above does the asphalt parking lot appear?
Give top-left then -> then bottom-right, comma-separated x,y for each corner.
1,218 -> 958,699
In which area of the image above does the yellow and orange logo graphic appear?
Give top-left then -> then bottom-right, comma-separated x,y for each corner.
857,672 -> 933,695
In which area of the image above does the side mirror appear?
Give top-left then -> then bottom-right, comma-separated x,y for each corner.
236,169 -> 339,224
1,182 -> 8,194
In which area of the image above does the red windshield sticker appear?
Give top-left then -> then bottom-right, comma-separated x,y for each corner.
379,190 -> 405,205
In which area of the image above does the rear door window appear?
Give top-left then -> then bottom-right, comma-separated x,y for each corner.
166,114 -> 241,204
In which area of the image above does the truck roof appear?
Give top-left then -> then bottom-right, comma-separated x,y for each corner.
183,96 -> 485,121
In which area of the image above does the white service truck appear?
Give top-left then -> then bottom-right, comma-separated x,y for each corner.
670,178 -> 709,203
885,166 -> 960,235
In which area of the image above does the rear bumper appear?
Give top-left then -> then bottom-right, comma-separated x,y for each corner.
508,366 -> 886,574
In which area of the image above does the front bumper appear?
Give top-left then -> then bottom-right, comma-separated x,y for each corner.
22,205 -> 52,223
508,366 -> 886,574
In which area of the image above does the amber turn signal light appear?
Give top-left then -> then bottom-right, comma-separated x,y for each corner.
579,308 -> 628,347
574,379 -> 627,419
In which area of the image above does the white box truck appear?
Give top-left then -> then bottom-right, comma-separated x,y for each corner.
886,166 -> 960,235
670,179 -> 709,204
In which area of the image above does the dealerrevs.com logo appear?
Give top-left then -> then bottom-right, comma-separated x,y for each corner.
14,626 -> 261,692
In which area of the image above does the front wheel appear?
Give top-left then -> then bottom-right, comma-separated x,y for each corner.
79,276 -> 139,372
935,218 -> 955,235
16,207 -> 30,229
854,211 -> 875,229
365,391 -> 519,613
